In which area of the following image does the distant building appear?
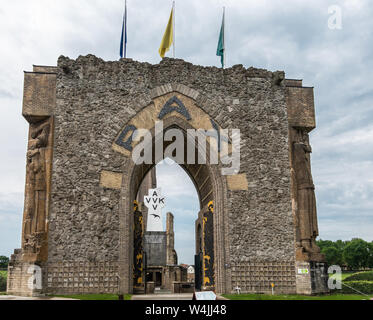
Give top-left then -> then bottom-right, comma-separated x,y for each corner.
187,265 -> 195,283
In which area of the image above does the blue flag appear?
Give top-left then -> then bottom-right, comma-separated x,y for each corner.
216,8 -> 225,68
120,1 -> 128,58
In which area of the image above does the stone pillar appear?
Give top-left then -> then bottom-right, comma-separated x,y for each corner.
7,117 -> 54,297
289,125 -> 329,295
22,117 -> 53,263
166,212 -> 177,265
7,67 -> 56,297
296,261 -> 329,295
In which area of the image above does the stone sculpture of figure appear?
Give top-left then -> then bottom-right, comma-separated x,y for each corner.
23,120 -> 50,254
293,131 -> 320,255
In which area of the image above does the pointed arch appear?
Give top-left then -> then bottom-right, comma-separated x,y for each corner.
115,100 -> 232,294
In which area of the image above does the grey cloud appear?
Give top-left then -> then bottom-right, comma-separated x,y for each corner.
319,217 -> 373,241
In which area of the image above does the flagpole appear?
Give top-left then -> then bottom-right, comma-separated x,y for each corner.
173,1 -> 176,58
120,0 -> 127,59
125,0 -> 127,58
223,6 -> 226,69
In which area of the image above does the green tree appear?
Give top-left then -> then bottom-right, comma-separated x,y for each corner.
317,240 -> 335,250
343,239 -> 370,270
321,246 -> 343,266
335,240 -> 347,251
0,256 -> 9,269
368,242 -> 373,268
317,239 -> 345,266
0,273 -> 6,292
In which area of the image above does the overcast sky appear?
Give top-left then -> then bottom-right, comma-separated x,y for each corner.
0,0 -> 372,264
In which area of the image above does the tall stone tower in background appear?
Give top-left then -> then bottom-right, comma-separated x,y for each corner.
166,213 -> 177,266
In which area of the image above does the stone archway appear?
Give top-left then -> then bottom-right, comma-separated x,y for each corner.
113,86 -> 231,293
8,56 -> 329,298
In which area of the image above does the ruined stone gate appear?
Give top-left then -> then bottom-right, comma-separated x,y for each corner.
7,55 -> 329,296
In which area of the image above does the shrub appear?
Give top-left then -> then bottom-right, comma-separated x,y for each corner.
0,256 -> 9,269
344,271 -> 373,282
321,246 -> 343,266
343,239 -> 371,269
337,281 -> 373,294
0,273 -> 6,292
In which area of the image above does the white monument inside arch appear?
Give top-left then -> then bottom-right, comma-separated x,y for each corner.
144,188 -> 166,232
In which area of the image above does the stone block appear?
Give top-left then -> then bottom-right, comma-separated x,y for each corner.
33,65 -> 58,73
226,174 -> 249,191
100,171 -> 123,189
285,79 -> 303,87
7,261 -> 44,297
295,261 -> 329,295
23,72 -> 56,123
286,86 -> 316,130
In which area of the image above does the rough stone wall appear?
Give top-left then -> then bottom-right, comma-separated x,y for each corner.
44,261 -> 119,295
226,75 -> 294,264
47,54 -> 296,293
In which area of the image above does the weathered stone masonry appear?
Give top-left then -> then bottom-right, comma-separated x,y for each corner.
7,55 -> 328,296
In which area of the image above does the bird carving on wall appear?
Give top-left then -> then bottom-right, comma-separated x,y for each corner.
151,214 -> 161,220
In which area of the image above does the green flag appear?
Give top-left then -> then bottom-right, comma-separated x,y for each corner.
216,8 -> 225,68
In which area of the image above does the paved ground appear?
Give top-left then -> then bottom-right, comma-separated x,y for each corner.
131,293 -> 229,300
0,294 -> 227,301
0,295 -> 76,300
131,293 -> 194,300
1,294 -> 195,301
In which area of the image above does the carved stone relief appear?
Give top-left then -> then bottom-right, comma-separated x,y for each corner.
22,117 -> 52,262
291,129 -> 323,261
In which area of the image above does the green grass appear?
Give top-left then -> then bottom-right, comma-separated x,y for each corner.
52,294 -> 132,300
0,271 -> 7,293
329,271 -> 355,281
223,294 -> 373,300
344,271 -> 373,282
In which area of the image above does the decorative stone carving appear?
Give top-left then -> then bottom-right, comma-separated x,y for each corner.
292,130 -> 322,260
115,125 -> 138,152
272,71 -> 285,86
22,118 -> 51,260
158,96 -> 192,121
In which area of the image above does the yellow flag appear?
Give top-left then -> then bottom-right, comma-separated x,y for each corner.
159,8 -> 174,58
